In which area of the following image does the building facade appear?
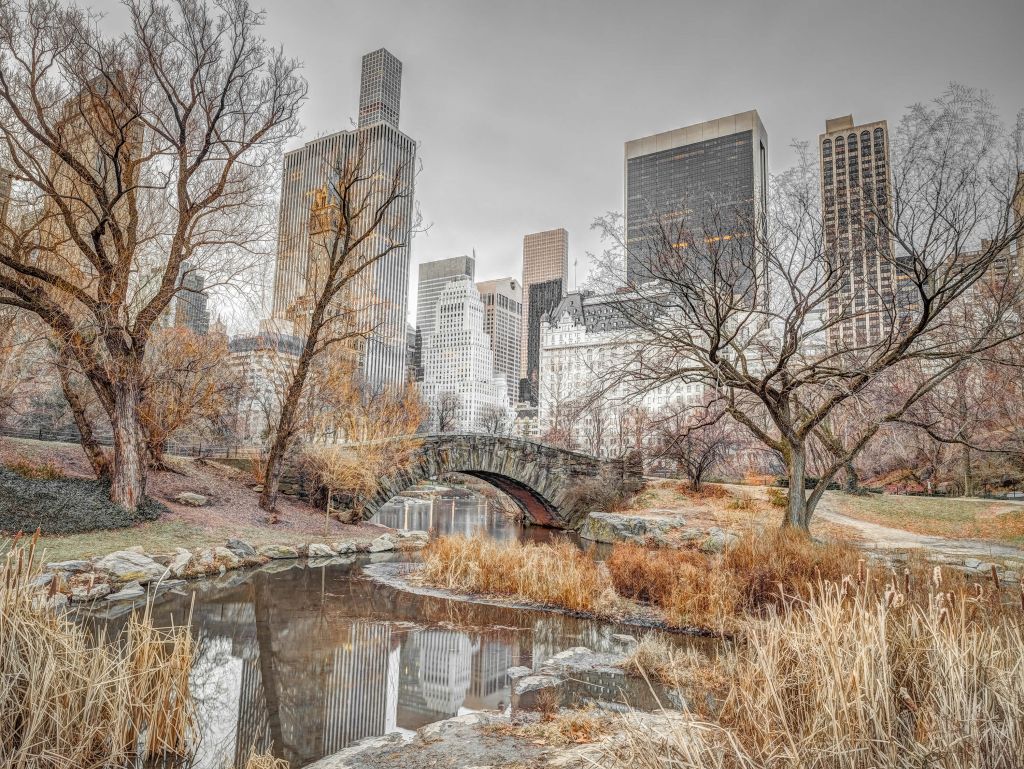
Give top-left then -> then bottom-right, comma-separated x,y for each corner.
420,276 -> 510,432
414,255 -> 476,380
624,111 -> 768,288
227,331 -> 303,444
539,291 -> 704,457
271,48 -> 416,390
522,277 -> 563,404
819,115 -> 898,348
475,277 -> 521,404
172,261 -> 211,336
520,228 -> 568,385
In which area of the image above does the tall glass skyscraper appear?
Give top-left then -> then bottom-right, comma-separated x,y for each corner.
271,49 -> 416,390
624,111 -> 768,288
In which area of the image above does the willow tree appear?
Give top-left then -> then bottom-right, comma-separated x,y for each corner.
0,0 -> 304,510
590,86 -> 1024,530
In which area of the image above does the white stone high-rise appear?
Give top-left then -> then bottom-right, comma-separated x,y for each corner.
421,276 -> 510,432
475,277 -> 521,405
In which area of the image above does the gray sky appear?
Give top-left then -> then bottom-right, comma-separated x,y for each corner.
91,0 -> 1024,317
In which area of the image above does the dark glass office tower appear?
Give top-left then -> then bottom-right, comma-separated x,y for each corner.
522,277 -> 563,405
624,111 -> 768,288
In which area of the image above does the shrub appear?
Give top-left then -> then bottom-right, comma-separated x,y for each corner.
766,487 -> 787,508
606,544 -> 705,605
607,530 -> 861,631
563,478 -> 631,513
0,538 -> 196,768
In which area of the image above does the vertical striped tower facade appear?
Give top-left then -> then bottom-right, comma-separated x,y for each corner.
272,49 -> 416,390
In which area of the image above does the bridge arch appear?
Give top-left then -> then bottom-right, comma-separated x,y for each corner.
360,434 -> 640,530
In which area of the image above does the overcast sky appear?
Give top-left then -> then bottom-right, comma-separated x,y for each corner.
90,0 -> 1024,319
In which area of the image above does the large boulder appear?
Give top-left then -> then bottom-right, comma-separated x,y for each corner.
168,548 -> 193,578
701,527 -> 740,554
579,512 -> 684,545
174,492 -> 208,507
107,581 -> 146,602
367,535 -> 396,553
45,559 -> 92,574
511,674 -> 564,712
94,550 -> 168,584
259,544 -> 299,560
226,538 -> 257,557
308,543 -> 337,558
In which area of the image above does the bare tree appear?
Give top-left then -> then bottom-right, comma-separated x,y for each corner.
431,391 -> 462,433
655,399 -> 737,491
590,85 -> 1024,530
259,138 -> 416,513
0,0 -> 304,510
479,403 -> 510,435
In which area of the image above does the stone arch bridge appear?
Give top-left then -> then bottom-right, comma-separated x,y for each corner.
356,434 -> 644,530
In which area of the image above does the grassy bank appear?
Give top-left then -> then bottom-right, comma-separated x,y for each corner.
0,537 -> 196,768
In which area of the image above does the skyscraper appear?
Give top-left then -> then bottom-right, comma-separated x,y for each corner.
476,277 -> 522,405
414,255 -> 475,380
520,228 -> 567,394
624,111 -> 768,286
420,276 -> 510,431
173,261 -> 211,336
271,48 -> 416,390
819,115 -> 895,348
523,277 -> 563,404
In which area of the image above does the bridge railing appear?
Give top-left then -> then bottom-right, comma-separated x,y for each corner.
322,432 -> 610,462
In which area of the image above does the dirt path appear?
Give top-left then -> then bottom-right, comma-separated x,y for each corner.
814,496 -> 1024,562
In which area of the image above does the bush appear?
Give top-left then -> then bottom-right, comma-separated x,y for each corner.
563,478 -> 631,513
766,487 -> 787,508
607,530 -> 860,630
0,467 -> 166,534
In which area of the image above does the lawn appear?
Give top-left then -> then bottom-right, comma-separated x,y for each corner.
825,492 -> 1024,545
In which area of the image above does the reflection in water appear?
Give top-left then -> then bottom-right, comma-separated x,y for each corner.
87,495 -> 706,769
373,492 -> 563,544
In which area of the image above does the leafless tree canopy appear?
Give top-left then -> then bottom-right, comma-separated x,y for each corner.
589,85 -> 1024,529
0,0 -> 305,509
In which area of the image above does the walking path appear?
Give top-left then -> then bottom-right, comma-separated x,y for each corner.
815,496 -> 1024,562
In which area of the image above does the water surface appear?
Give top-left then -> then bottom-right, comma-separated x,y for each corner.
92,493 -> 706,768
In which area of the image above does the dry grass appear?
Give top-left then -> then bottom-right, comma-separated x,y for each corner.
7,456 -> 65,480
602,585 -> 1024,768
484,707 -> 612,747
608,529 -> 861,631
765,487 -> 787,508
0,535 -> 196,768
238,750 -> 289,769
419,534 -> 612,613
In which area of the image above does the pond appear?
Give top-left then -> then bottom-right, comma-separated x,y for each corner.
89,492 -> 709,769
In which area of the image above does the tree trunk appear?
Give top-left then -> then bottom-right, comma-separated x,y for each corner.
842,458 -> 859,493
783,442 -> 811,531
57,365 -> 109,479
110,379 -> 146,511
961,444 -> 973,497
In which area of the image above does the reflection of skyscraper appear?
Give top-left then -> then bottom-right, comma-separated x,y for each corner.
398,629 -> 478,726
465,637 -> 517,710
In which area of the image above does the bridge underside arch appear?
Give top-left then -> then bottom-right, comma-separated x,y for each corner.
364,465 -> 565,528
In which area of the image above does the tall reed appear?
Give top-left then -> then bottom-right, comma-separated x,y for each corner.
0,535 -> 196,768
604,584 -> 1024,768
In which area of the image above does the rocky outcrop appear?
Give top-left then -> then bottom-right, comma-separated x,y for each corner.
93,550 -> 168,584
579,512 -> 686,545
